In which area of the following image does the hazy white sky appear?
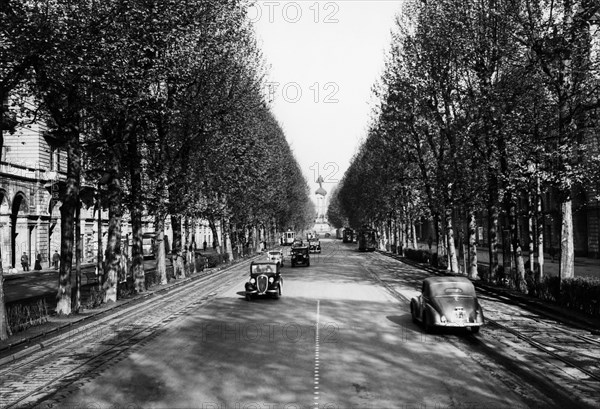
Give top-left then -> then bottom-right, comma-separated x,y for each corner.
252,0 -> 403,194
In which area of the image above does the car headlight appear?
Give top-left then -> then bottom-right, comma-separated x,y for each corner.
269,277 -> 274,283
250,278 -> 256,284
440,315 -> 447,323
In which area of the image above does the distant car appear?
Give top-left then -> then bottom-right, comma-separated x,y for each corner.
266,250 -> 284,267
290,246 -> 310,267
244,261 -> 282,301
291,239 -> 304,248
308,238 -> 321,253
410,276 -> 484,333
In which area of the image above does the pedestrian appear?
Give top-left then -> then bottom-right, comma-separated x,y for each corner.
52,250 -> 60,269
34,253 -> 42,270
203,240 -> 207,251
21,252 -> 29,271
212,240 -> 217,250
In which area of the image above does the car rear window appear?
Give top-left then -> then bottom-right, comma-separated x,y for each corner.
430,282 -> 476,297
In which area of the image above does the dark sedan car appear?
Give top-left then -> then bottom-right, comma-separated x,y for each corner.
244,261 -> 282,300
290,246 -> 310,267
410,276 -> 484,333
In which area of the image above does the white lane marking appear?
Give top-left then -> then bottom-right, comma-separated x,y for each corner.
314,299 -> 320,407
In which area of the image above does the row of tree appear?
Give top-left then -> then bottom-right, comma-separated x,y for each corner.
1,0 -> 314,323
329,0 -> 599,288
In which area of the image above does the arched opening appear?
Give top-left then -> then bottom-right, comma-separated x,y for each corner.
0,190 -> 9,270
11,192 -> 29,269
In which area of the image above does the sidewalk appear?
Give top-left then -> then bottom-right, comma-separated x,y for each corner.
414,242 -> 600,279
0,253 -> 258,362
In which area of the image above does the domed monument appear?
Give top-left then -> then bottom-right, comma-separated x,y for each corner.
313,175 -> 331,233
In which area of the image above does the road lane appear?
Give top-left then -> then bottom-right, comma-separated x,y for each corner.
47,240 -> 535,409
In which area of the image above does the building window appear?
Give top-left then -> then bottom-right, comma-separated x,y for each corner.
50,147 -> 61,172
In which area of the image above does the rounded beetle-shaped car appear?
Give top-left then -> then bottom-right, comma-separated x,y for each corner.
410,276 -> 484,333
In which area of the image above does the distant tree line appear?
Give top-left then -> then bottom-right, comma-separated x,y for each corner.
0,0 -> 314,319
330,0 -> 600,289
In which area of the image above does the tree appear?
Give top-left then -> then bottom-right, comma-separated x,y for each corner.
511,0 -> 600,279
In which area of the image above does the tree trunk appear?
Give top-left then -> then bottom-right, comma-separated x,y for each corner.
56,129 -> 81,315
508,197 -> 526,291
223,218 -> 233,261
103,174 -> 122,304
208,218 -> 221,254
127,122 -> 145,292
468,210 -> 478,279
73,202 -> 81,313
171,214 -> 182,254
560,199 -> 575,279
487,173 -> 500,283
171,214 -> 185,279
445,208 -> 459,273
393,215 -> 399,254
411,219 -> 418,249
398,217 -> 405,256
0,265 -> 11,340
96,188 -> 103,291
155,215 -> 168,285
130,208 -> 145,293
187,217 -> 196,275
528,191 -> 535,274
537,176 -> 544,280
433,212 -> 442,264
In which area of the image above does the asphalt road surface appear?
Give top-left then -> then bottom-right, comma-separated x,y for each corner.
2,240 -> 597,409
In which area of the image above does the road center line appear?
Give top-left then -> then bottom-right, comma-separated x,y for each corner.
314,299 -> 320,407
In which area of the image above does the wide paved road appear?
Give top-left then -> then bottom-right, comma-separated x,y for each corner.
2,239 -> 596,409
10,240 -> 537,409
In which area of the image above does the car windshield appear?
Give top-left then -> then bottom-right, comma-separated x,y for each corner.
268,251 -> 281,256
252,265 -> 276,274
429,282 -> 476,297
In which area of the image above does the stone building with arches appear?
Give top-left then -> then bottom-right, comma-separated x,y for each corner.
1,114 -> 220,272
0,116 -> 68,270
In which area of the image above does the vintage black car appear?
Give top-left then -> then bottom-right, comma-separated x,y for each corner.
308,238 -> 321,253
244,261 -> 282,300
290,246 -> 310,267
410,276 -> 484,333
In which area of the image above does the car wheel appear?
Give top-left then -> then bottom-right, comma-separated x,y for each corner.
291,262 -> 295,267
274,285 -> 281,299
306,260 -> 310,267
471,326 -> 480,334
245,293 -> 252,301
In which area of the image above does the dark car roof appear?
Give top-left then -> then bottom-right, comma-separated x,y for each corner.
252,261 -> 280,266
292,246 -> 309,250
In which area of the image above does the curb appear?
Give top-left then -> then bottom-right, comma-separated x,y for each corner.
0,255 -> 259,366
